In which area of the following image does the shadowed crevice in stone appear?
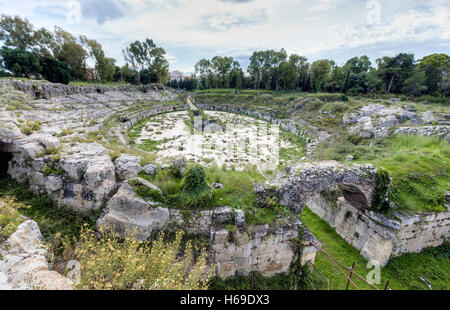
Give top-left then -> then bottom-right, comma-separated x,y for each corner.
339,184 -> 369,209
0,142 -> 13,178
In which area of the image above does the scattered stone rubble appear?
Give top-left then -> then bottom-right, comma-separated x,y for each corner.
343,103 -> 450,140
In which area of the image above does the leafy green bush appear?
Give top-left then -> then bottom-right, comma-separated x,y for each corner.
371,169 -> 391,211
128,179 -> 166,203
168,165 -> 214,210
0,47 -> 42,77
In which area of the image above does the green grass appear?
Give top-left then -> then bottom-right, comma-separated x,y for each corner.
139,163 -> 289,225
362,135 -> 449,213
300,207 -> 450,290
0,177 -> 96,241
68,80 -> 127,87
314,133 -> 449,213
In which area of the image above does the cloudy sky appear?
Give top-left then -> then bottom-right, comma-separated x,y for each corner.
1,0 -> 449,73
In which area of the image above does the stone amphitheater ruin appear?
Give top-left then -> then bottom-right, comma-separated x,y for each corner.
0,79 -> 448,289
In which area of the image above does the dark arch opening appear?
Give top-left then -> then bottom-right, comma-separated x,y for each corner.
339,184 -> 369,209
0,143 -> 12,178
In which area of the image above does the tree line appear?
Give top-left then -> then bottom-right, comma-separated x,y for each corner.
0,15 -> 169,85
184,49 -> 449,97
1,14 -> 448,97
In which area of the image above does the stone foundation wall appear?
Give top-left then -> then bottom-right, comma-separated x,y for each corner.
97,180 -> 319,278
306,194 -> 450,265
5,79 -> 169,100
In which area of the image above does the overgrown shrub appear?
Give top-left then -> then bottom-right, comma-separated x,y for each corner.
128,179 -> 166,203
0,196 -> 28,242
168,165 -> 214,210
372,168 -> 391,211
74,226 -> 213,290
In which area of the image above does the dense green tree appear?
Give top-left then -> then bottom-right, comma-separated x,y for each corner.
32,27 -> 55,59
345,56 -> 371,74
289,54 -> 309,90
418,53 -> 450,95
0,15 -> 36,50
52,27 -> 88,80
0,47 -> 42,77
248,51 -> 265,89
248,49 -> 287,90
123,39 -> 169,84
325,64 -> 346,93
84,38 -> 116,82
366,68 -> 382,93
40,57 -> 71,84
277,61 -> 296,90
194,59 -> 215,89
211,56 -> 238,88
113,66 -> 121,82
402,69 -> 428,96
120,64 -> 138,84
376,53 -> 415,94
310,59 -> 332,92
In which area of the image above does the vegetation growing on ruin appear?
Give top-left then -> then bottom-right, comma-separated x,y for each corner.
138,163 -> 291,225
0,195 -> 27,242
210,267 -> 322,290
73,227 -> 213,290
0,177 -> 213,290
371,168 -> 391,212
301,207 -> 450,290
128,179 -> 166,204
167,165 -> 214,210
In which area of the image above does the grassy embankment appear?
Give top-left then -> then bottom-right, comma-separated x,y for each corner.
195,89 -> 450,214
300,207 -> 449,290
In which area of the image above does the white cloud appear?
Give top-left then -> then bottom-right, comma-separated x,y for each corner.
0,0 -> 449,70
296,5 -> 450,56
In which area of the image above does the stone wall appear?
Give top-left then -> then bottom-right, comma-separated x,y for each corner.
4,79 -> 169,100
1,101 -> 185,212
196,103 -> 318,157
0,218 -> 73,290
268,161 -> 450,265
306,194 -> 450,266
97,179 -> 319,278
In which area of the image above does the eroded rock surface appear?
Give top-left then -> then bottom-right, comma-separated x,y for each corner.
97,179 -> 319,278
270,161 -> 378,213
0,220 -> 73,290
343,104 -> 449,139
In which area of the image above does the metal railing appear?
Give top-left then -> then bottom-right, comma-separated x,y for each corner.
304,241 -> 390,290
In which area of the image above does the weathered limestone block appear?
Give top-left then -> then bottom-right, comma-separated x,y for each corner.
0,220 -> 73,290
210,218 -> 319,278
114,154 -> 143,180
394,126 -> 449,141
45,175 -> 63,193
83,155 -> 116,202
343,104 -> 429,139
306,192 -> 450,266
212,206 -> 234,224
276,162 -> 377,213
3,220 -> 45,256
235,210 -> 246,227
143,164 -> 159,175
97,180 -> 168,240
